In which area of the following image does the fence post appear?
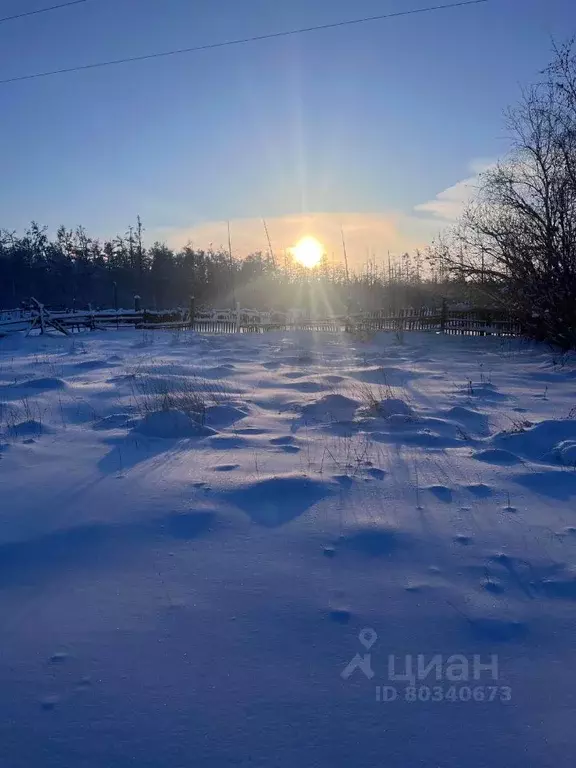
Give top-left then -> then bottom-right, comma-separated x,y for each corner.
235,302 -> 241,334
484,310 -> 492,336
188,295 -> 195,330
134,295 -> 141,313
440,298 -> 448,334
112,282 -> 119,329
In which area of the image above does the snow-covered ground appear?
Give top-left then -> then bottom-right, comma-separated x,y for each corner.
1,328 -> 576,767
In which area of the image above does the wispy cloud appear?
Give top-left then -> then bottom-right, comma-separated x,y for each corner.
414,159 -> 494,222
150,160 -> 494,266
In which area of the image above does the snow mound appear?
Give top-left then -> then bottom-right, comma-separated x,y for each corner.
269,435 -> 296,446
300,394 -> 360,422
374,398 -> 414,419
8,420 -> 50,437
456,382 -> 509,401
494,419 -> 576,462
17,377 -> 66,391
285,380 -> 332,393
204,404 -> 248,428
92,413 -> 134,431
72,359 -> 112,371
227,474 -> 332,527
442,406 -> 490,435
473,448 -> 522,465
350,366 -> 421,385
552,441 -> 576,466
133,410 -> 216,439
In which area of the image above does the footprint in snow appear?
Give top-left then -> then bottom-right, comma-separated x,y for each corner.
283,371 -> 306,379
329,608 -> 351,624
426,485 -> 453,503
49,652 -> 69,664
40,695 -> 61,711
466,483 -> 493,497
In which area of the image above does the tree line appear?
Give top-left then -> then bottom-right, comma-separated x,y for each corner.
0,217 -> 475,316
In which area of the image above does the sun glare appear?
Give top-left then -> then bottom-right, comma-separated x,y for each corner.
291,236 -> 324,269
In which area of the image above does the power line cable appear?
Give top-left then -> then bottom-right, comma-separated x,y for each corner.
0,0 -> 489,85
0,1 -> 87,25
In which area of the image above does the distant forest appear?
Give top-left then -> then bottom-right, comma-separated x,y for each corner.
0,219 -> 478,315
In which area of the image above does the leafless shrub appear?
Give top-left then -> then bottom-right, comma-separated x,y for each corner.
319,433 -> 377,477
0,401 -> 18,434
129,372 -> 230,423
0,398 -> 47,442
350,369 -> 403,417
502,415 -> 533,434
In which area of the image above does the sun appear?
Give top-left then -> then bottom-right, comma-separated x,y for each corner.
290,236 -> 324,269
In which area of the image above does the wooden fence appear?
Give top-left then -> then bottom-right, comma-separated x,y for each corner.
350,306 -> 523,337
0,302 -> 523,338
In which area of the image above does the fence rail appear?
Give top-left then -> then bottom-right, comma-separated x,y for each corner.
0,302 -> 524,338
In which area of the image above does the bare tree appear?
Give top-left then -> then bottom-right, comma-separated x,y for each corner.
433,41 -> 576,348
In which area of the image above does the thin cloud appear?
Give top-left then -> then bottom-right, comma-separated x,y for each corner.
155,211 -> 441,267
414,159 -> 494,221
151,162 -> 494,266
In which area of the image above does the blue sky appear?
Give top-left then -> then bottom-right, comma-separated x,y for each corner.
0,0 -> 574,264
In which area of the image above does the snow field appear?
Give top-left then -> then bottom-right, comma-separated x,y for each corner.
1,328 -> 576,767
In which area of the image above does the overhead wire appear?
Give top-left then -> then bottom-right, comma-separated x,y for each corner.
0,1 -> 87,25
0,0 -> 489,85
